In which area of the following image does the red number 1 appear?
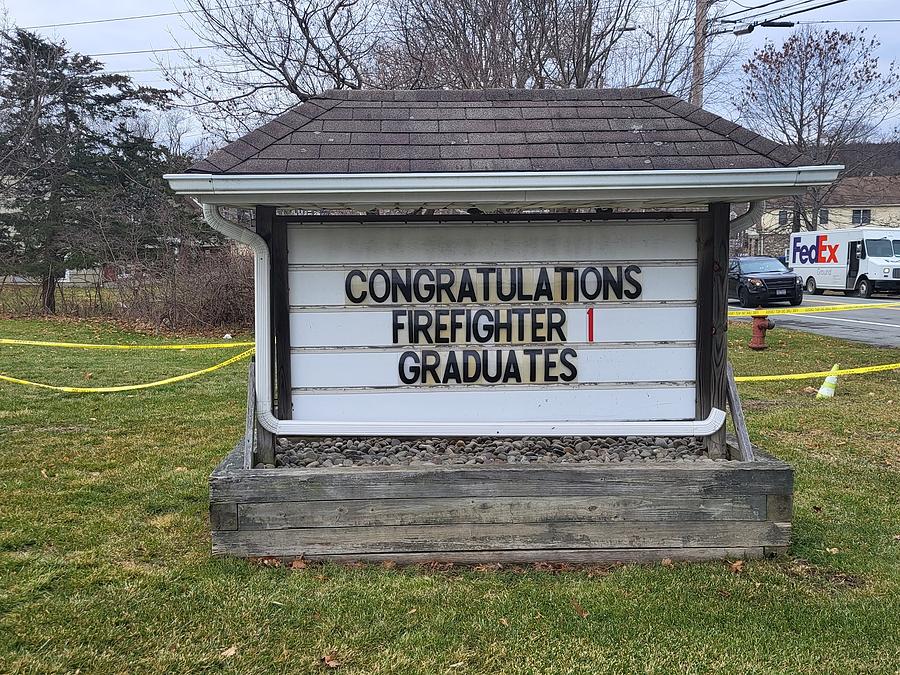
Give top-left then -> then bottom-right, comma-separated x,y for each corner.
587,307 -> 594,342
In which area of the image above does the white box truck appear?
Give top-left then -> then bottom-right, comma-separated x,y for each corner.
789,227 -> 900,297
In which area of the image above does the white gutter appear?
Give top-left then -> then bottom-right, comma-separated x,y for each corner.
202,203 -> 726,437
172,166 -> 843,209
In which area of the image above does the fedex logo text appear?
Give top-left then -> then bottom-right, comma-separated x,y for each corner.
792,234 -> 839,264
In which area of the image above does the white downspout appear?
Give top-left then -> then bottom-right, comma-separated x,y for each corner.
729,200 -> 765,236
202,204 -> 280,433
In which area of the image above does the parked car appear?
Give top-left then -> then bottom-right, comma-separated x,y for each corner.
728,256 -> 803,307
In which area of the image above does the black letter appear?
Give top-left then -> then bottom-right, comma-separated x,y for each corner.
392,310 -> 405,344
581,266 -> 603,301
391,269 -> 412,303
398,351 -> 420,384
602,266 -> 624,300
345,270 -> 367,303
421,350 -> 441,384
624,265 -> 642,299
369,269 -> 390,303
559,348 -> 577,382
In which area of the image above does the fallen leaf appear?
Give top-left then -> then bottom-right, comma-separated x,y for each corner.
826,547 -> 839,555
174,466 -> 189,473
407,607 -> 417,614
730,560 -> 746,574
570,598 -> 588,618
717,589 -> 731,598
803,386 -> 818,394
499,617 -> 509,626
84,372 -> 93,380
40,469 -> 48,479
322,653 -> 341,669
473,563 -> 502,573
661,558 -> 674,568
220,645 -> 237,658
381,560 -> 397,570
812,505 -> 823,513
290,558 -> 307,570
447,662 -> 465,669
892,534 -> 900,542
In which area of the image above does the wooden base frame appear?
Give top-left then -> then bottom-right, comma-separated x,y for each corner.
209,441 -> 792,563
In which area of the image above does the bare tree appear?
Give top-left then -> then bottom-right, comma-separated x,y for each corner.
538,0 -> 639,88
608,0 -> 739,101
163,0 -> 382,140
168,0 -> 739,137
739,29 -> 900,232
376,0 -> 559,89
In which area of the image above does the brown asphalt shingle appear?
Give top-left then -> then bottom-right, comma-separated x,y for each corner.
188,88 -> 813,174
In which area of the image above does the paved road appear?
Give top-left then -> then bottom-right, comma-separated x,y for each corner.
729,293 -> 900,348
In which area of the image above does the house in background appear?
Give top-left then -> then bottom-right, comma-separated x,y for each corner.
735,176 -> 900,257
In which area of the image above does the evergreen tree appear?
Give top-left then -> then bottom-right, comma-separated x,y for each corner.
0,30 -> 170,311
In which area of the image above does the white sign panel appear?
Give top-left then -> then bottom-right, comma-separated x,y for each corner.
287,219 -> 698,424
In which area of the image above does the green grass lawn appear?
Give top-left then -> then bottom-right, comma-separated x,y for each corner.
1,316 -> 898,673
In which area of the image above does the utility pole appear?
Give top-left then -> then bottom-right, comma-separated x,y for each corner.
691,0 -> 708,106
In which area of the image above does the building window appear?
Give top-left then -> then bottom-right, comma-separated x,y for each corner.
818,209 -> 829,225
778,210 -> 789,226
852,208 -> 871,225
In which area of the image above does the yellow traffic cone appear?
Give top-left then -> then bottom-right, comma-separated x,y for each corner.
816,364 -> 839,399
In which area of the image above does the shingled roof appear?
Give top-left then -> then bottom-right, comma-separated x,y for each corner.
189,88 -> 813,175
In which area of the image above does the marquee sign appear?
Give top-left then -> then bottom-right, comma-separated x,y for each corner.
287,218 -> 698,425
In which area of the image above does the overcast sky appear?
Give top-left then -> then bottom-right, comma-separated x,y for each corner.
3,0 -> 898,140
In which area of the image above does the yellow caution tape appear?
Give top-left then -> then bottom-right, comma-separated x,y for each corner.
0,338 -> 254,350
728,302 -> 900,318
734,361 -> 900,382
0,348 -> 254,393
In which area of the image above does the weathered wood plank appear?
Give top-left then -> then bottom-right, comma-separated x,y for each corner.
272,547 -> 766,565
767,494 -> 793,522
697,204 -> 729,456
270,216 -> 292,420
213,521 -> 790,557
210,463 -> 793,503
210,502 -> 238,531
210,443 -> 245,477
726,362 -> 754,461
237,495 -> 768,530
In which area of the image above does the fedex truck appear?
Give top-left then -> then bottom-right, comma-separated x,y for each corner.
789,228 -> 900,297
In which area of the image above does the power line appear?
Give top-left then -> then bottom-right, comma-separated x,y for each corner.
758,0 -> 849,23
718,0 -> 801,21
797,18 -> 900,23
20,3 -> 259,30
88,45 -> 216,58
720,0 -> 850,32
720,0 -> 825,23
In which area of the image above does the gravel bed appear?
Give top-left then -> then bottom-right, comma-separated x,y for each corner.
261,435 -> 732,469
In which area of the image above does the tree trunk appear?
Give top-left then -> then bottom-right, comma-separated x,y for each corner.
41,269 -> 57,313
792,207 -> 802,233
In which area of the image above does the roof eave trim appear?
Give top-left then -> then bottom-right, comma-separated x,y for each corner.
164,166 -> 843,207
